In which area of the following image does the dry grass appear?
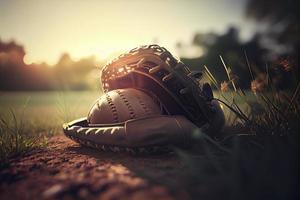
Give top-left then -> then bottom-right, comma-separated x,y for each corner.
0,91 -> 100,164
0,58 -> 299,199
0,105 -> 48,164
171,56 -> 300,200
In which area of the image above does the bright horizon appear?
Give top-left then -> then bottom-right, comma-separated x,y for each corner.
0,0 -> 259,65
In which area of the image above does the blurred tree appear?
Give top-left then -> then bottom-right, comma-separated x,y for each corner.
182,27 -> 268,89
53,53 -> 98,90
246,0 -> 300,77
0,39 -> 100,91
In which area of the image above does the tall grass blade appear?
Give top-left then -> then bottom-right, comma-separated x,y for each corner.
204,65 -> 219,89
287,82 -> 300,110
243,50 -> 254,81
220,55 -> 237,92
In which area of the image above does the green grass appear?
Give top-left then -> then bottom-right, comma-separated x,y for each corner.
172,88 -> 300,199
0,91 -> 101,128
0,76 -> 299,199
0,108 -> 48,163
0,91 -> 101,163
168,57 -> 300,200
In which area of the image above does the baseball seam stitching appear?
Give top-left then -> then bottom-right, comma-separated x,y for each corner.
115,89 -> 136,119
136,95 -> 151,115
105,92 -> 119,123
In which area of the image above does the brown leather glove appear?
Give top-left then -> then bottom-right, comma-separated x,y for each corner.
64,88 -> 198,152
101,44 -> 219,127
64,115 -> 198,153
63,45 -> 225,152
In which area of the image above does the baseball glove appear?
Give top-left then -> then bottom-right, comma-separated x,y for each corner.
63,44 -> 224,153
101,44 -> 217,128
64,88 -> 198,153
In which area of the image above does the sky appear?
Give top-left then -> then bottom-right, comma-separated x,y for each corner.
0,0 -> 258,65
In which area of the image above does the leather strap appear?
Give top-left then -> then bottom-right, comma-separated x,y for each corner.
63,115 -> 198,152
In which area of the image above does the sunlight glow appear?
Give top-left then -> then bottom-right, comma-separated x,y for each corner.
23,54 -> 33,65
0,0 -> 255,65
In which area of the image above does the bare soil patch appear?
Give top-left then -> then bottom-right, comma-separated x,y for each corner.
0,135 -> 188,200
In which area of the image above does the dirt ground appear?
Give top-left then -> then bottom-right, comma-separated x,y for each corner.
0,135 -> 189,200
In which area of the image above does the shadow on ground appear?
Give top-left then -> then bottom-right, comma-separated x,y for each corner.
0,135 -> 189,200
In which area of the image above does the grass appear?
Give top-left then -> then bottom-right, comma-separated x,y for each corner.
172,99 -> 299,200
0,91 -> 101,164
0,108 -> 48,164
169,56 -> 300,200
0,58 -> 299,199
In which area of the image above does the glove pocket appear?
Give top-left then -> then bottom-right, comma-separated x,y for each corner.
124,115 -> 198,148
